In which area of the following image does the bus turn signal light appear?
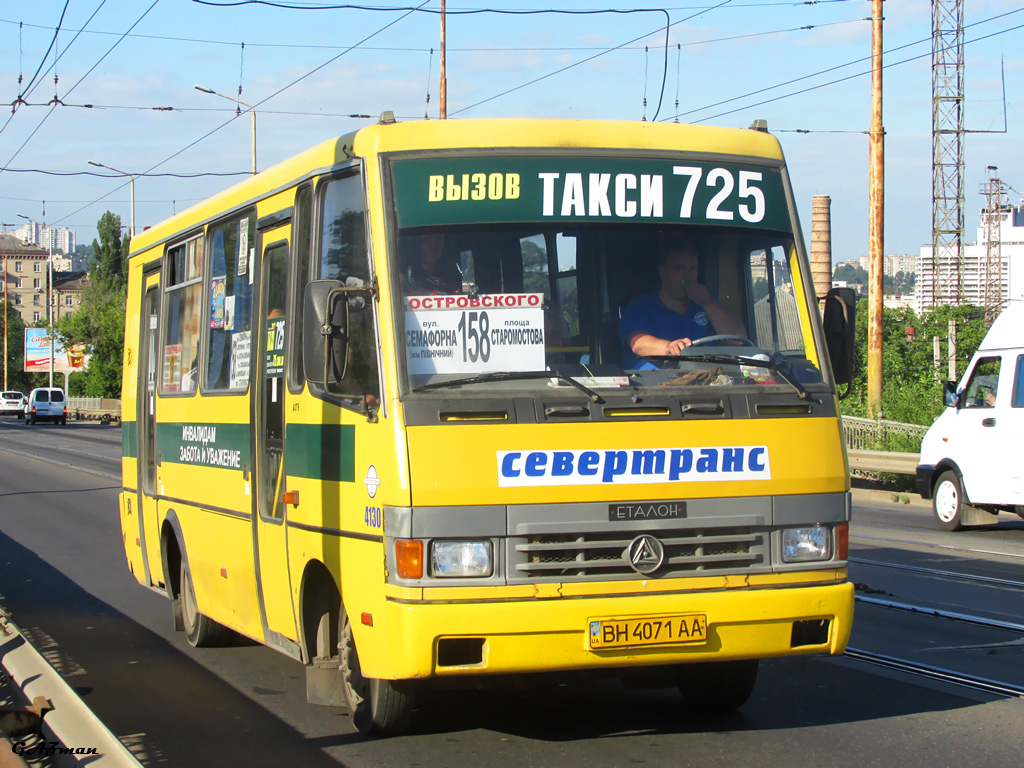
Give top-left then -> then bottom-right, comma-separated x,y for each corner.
836,523 -> 849,561
396,540 -> 424,579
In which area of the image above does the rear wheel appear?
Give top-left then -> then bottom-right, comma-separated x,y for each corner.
933,470 -> 965,531
677,659 -> 759,713
180,558 -> 230,647
339,609 -> 415,736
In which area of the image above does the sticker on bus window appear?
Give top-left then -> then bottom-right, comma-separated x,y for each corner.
404,293 -> 545,375
230,331 -> 251,389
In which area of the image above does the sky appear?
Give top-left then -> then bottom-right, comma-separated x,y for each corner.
1,0 -> 1023,266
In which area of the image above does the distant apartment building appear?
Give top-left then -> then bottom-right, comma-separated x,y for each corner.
1,233 -> 52,323
842,255 -> 914,276
916,203 -> 1024,315
1,233 -> 83,324
12,223 -> 76,255
884,254 -> 916,277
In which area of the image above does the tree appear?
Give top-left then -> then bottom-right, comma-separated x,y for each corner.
54,211 -> 129,398
840,301 -> 989,427
2,300 -> 33,392
90,211 -> 130,291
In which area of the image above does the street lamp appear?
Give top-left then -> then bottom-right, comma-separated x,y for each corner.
88,161 -> 136,239
16,213 -> 54,388
195,84 -> 257,175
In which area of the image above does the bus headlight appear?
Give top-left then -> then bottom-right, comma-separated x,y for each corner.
782,526 -> 830,563
431,540 -> 493,578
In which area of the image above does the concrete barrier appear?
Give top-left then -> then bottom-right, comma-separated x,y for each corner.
0,607 -> 142,766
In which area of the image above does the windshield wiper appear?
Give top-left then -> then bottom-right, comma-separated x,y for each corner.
637,352 -> 819,402
410,369 -> 603,403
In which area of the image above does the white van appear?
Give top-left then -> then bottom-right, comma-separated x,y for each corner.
917,303 -> 1024,530
24,387 -> 68,426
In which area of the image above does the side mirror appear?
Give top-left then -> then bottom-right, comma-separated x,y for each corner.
302,280 -> 348,386
942,381 -> 960,408
822,287 -> 856,388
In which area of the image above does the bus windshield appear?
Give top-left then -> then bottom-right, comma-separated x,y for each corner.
388,155 -> 826,398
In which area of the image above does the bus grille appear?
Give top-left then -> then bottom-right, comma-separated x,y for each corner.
510,527 -> 765,581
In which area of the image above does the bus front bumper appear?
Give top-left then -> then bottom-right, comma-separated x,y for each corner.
372,578 -> 854,680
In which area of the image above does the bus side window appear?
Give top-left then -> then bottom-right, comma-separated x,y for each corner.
317,172 -> 380,406
161,235 -> 204,394
204,212 -> 255,391
288,184 -> 313,393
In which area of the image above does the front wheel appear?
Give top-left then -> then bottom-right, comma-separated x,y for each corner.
677,659 -> 759,713
933,470 -> 965,531
339,609 -> 415,736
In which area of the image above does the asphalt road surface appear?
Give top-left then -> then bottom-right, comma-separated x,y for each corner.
1,418 -> 1023,767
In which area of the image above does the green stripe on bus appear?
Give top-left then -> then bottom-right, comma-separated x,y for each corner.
286,424 -> 355,482
122,420 -> 137,458
156,422 -> 251,470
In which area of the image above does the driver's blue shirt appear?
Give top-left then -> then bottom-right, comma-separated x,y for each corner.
619,292 -> 711,370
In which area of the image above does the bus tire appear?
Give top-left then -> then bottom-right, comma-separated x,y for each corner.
933,470 -> 965,531
339,609 -> 414,736
180,558 -> 230,648
677,659 -> 759,713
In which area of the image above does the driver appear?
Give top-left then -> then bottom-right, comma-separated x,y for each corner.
619,237 -> 745,369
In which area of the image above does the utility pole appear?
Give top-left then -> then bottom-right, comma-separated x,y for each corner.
439,0 -> 447,119
867,0 -> 884,417
948,319 -> 957,381
981,166 -> 1005,326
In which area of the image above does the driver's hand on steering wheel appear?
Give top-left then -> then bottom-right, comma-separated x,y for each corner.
664,337 -> 694,356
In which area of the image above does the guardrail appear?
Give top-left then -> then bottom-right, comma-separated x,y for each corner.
67,398 -> 121,424
841,416 -> 926,476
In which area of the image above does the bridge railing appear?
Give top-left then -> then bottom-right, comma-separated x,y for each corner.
841,416 -> 929,475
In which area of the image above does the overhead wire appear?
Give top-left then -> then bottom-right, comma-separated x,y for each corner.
688,19 -> 1024,125
451,4 -> 731,117
53,0 -> 430,228
0,2 -> 160,175
0,13 -> 857,52
662,6 -> 1024,123
15,1 -> 69,103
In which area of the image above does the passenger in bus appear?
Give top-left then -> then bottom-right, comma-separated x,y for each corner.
619,236 -> 745,369
401,234 -> 458,295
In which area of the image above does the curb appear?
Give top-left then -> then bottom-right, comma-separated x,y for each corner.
0,607 -> 142,767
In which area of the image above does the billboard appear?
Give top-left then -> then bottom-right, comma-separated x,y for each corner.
24,329 -> 90,374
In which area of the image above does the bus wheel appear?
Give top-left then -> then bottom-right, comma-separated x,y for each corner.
933,470 -> 965,531
180,558 -> 229,647
677,659 -> 759,713
338,610 -> 414,736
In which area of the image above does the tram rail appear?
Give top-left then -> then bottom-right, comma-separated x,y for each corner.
844,648 -> 1024,699
849,556 -> 1024,589
851,534 -> 1024,562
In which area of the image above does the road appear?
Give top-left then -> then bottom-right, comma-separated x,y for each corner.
1,417 -> 1023,767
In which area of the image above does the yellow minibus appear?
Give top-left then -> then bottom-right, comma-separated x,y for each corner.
120,114 -> 856,735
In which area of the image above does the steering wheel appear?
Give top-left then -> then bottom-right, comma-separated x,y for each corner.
687,334 -> 756,348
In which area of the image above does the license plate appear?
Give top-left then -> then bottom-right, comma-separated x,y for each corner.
588,614 -> 707,650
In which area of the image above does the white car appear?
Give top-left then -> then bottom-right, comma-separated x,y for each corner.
1,391 -> 26,418
24,387 -> 68,425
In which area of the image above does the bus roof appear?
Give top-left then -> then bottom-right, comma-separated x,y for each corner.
128,117 -> 785,258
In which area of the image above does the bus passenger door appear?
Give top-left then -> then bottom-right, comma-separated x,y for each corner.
252,228 -> 299,652
136,270 -> 161,587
